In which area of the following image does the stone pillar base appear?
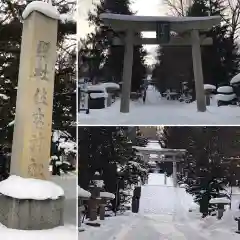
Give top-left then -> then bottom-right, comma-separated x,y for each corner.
0,194 -> 64,230
99,204 -> 105,220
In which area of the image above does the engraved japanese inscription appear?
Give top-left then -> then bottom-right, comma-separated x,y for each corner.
34,41 -> 51,81
28,157 -> 44,179
34,88 -> 48,106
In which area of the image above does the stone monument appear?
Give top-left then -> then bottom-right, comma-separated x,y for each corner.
0,1 -> 64,230
10,0 -> 59,180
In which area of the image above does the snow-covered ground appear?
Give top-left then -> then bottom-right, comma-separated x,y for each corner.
78,86 -> 240,125
0,173 -> 77,239
80,173 -> 240,240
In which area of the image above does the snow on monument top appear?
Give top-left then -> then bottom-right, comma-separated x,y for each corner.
0,175 -> 64,200
22,0 -> 60,20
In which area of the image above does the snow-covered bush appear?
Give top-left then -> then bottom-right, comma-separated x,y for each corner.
230,73 -> 240,102
216,86 -> 237,106
50,130 -> 76,175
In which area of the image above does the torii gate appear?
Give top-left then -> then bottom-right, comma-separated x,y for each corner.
133,144 -> 186,187
100,13 -> 221,113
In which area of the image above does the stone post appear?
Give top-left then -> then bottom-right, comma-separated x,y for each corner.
10,6 -> 58,179
120,29 -> 134,113
99,203 -> 105,220
164,172 -> 167,185
172,160 -> 177,187
191,29 -> 206,112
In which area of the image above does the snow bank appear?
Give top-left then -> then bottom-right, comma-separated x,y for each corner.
78,187 -> 91,198
210,197 -> 230,204
179,183 -> 188,188
22,1 -> 60,20
100,192 -> 115,199
0,224 -> 77,240
230,73 -> 240,85
204,84 -> 216,90
216,93 -> 236,101
217,86 -> 233,93
0,175 -> 64,200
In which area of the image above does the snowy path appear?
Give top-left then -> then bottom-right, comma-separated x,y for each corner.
80,174 -> 208,239
80,173 -> 240,240
78,86 -> 240,125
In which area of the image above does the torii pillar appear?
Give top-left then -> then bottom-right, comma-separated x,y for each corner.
100,14 -> 221,113
172,158 -> 177,187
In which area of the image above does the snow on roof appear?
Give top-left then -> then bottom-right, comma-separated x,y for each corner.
90,92 -> 108,99
102,82 -> 120,89
209,197 -> 230,204
204,84 -> 216,91
87,84 -> 106,92
100,13 -> 221,23
22,1 -> 60,20
100,192 -> 115,199
216,93 -> 236,102
217,86 -> 233,93
0,175 -> 64,200
78,187 -> 91,198
230,73 -> 240,85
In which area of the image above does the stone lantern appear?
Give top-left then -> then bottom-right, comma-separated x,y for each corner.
209,197 -> 230,220
88,172 -> 104,221
204,84 -> 216,106
99,192 -> 115,220
78,186 -> 91,231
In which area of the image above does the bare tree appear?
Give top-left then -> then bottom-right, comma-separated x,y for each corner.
224,0 -> 240,41
163,0 -> 192,16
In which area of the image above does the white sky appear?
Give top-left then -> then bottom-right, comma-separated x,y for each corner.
77,0 -> 170,64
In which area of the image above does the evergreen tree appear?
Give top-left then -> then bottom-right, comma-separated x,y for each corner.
188,0 -> 240,86
153,0 -> 240,94
79,0 -> 147,91
78,127 -> 147,213
160,127 -> 236,217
